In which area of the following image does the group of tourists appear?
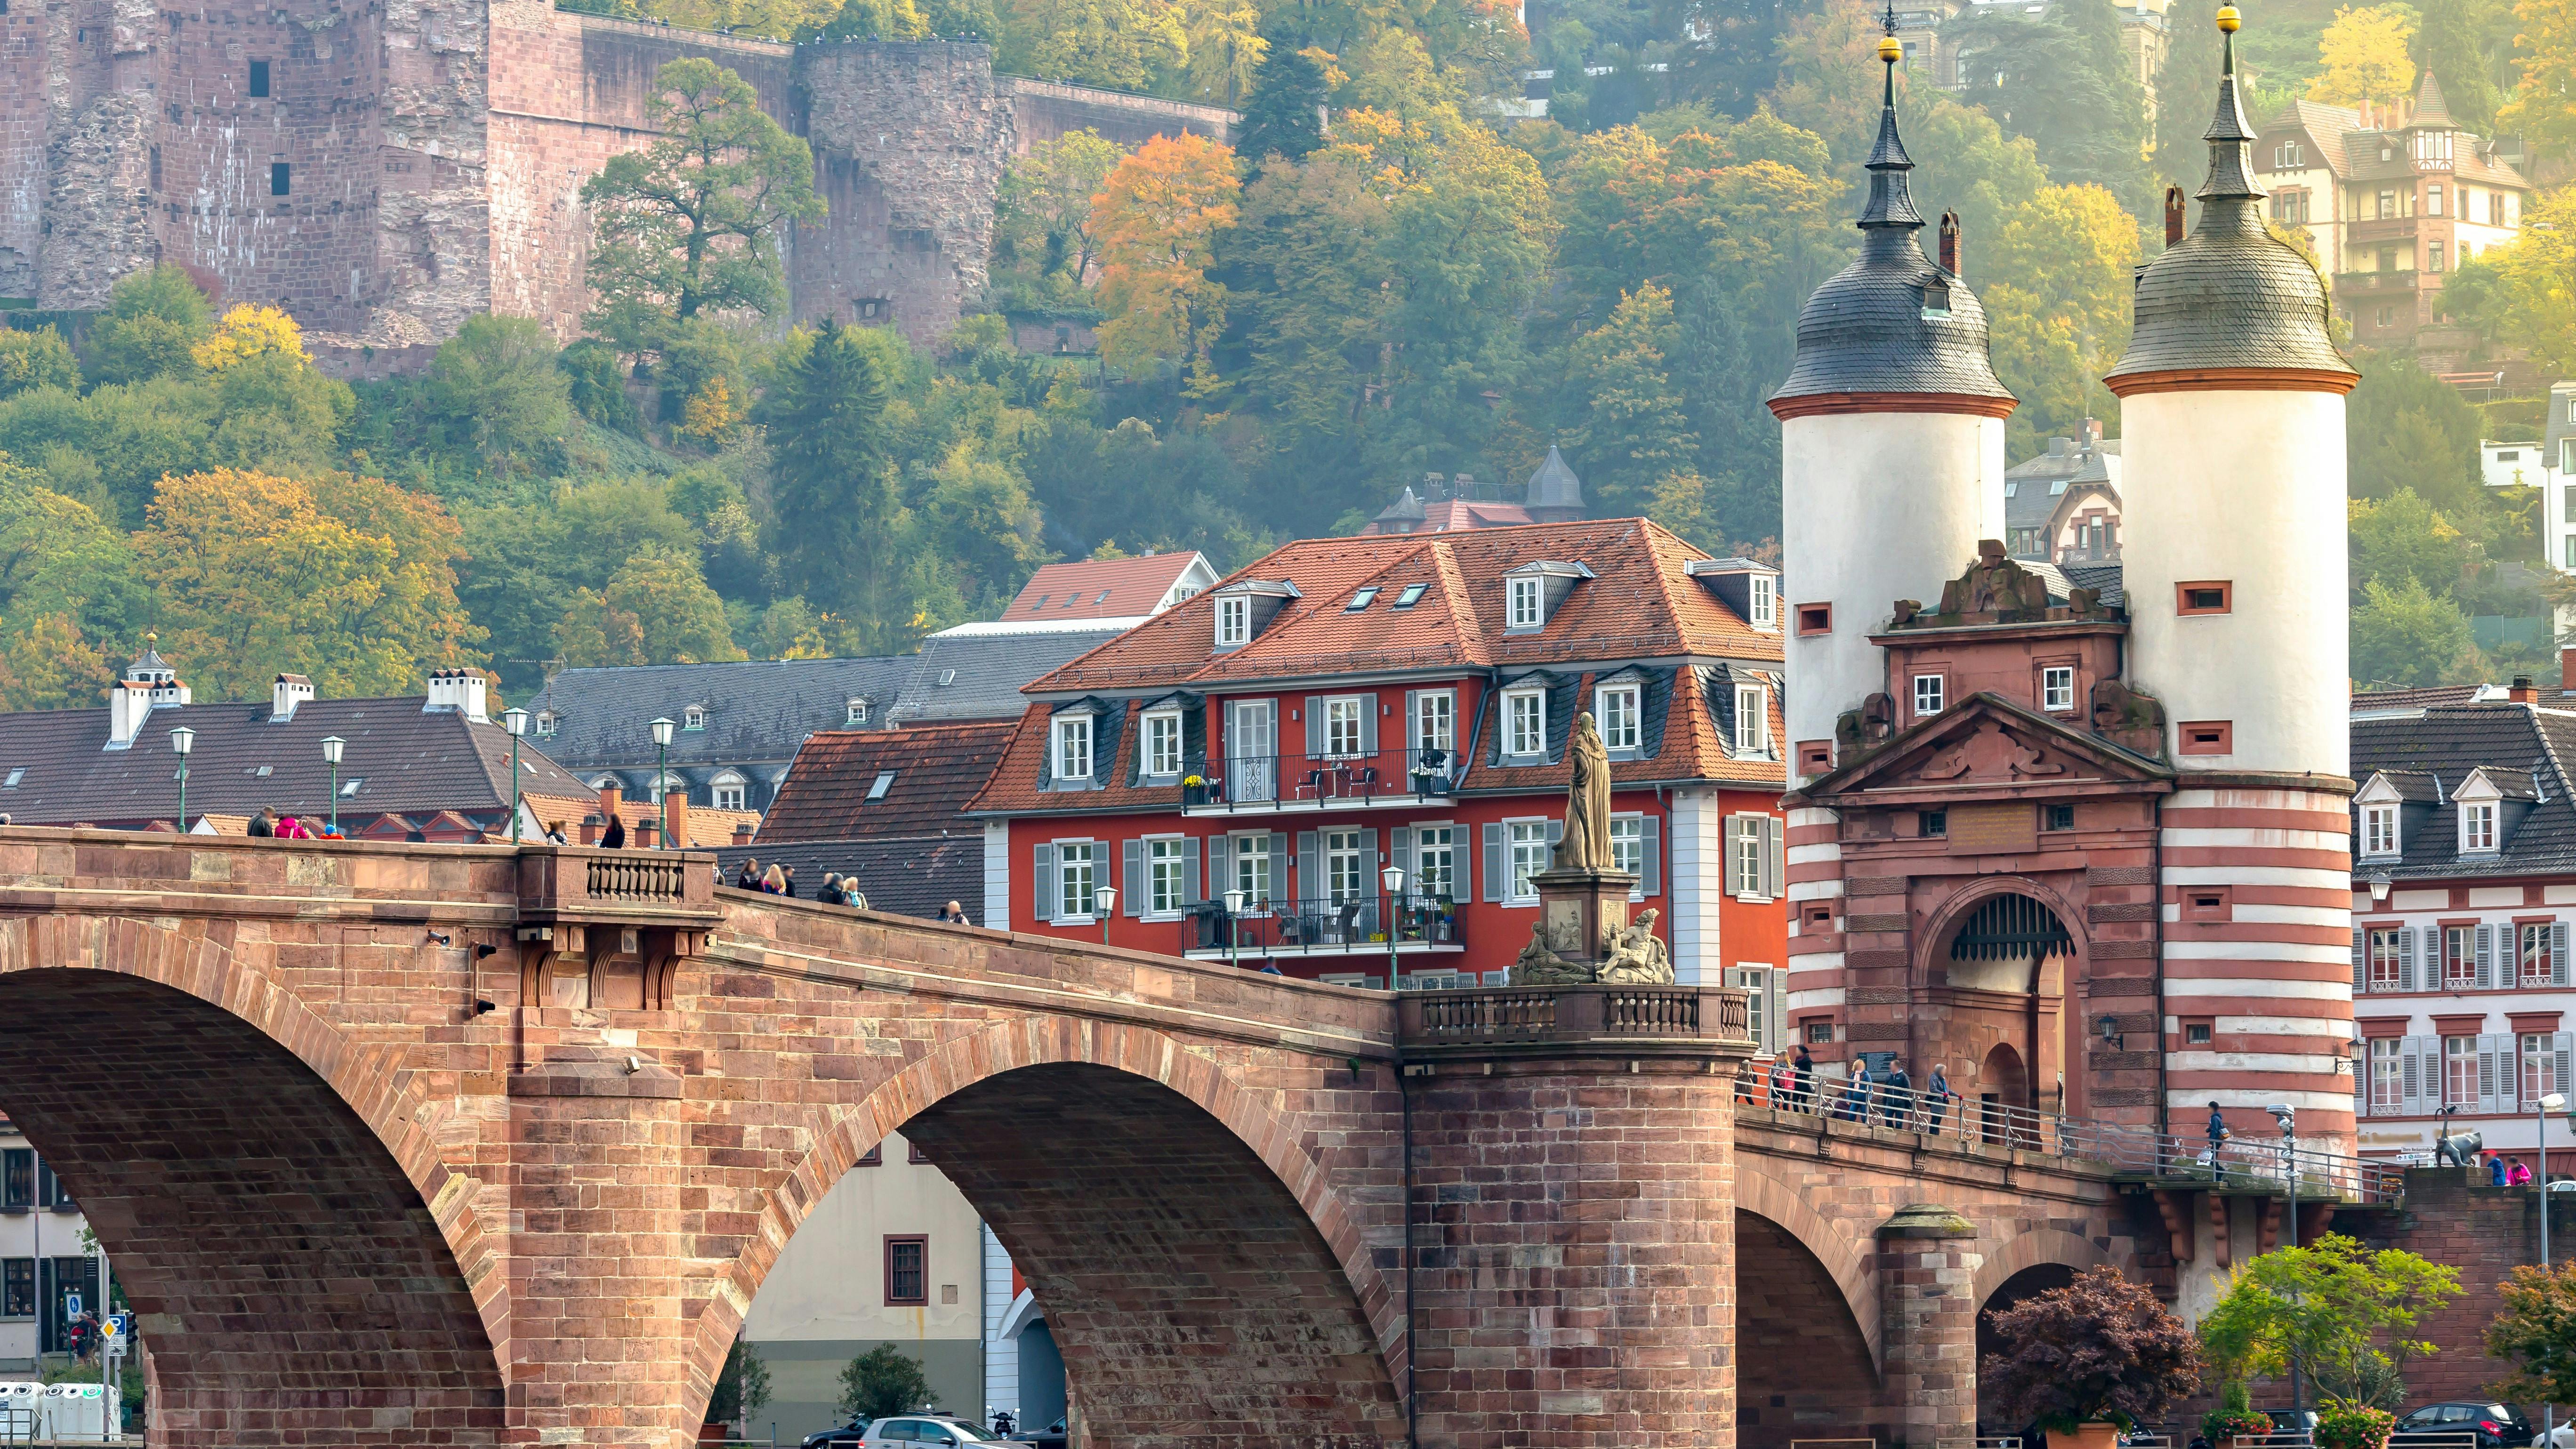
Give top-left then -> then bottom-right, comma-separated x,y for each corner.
1758,1044 -> 1962,1134
729,857 -> 879,909
247,807 -> 341,840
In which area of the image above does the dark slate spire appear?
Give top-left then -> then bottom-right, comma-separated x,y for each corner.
1769,4 -> 2012,411
2104,5 -> 2355,388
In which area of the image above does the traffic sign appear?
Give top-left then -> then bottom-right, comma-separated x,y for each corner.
62,1292 -> 80,1321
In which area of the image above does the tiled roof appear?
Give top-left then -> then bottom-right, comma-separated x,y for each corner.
886,628 -> 1127,725
2056,563 -> 2126,610
717,836 -> 984,920
524,657 -> 918,768
757,721 -> 1016,842
522,793 -> 762,849
0,696 -> 595,829
2353,684 -> 2484,716
2351,701 -> 2576,877
1027,518 -> 1781,696
1000,553 -> 1209,622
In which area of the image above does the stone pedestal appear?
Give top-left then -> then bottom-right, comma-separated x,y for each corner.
1878,1203 -> 1985,1449
1532,864 -> 1638,965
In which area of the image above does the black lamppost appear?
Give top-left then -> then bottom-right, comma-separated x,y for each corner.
169,725 -> 194,829
650,716 -> 676,849
502,708 -> 530,844
321,735 -> 346,836
1381,863 -> 1405,987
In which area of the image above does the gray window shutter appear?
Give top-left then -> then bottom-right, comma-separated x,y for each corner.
1208,835 -> 1231,902
2478,924 -> 2496,988
2481,1034 -> 2505,1114
2399,927 -> 2417,990
1183,836 -> 1203,904
1392,827 -> 1415,890
1292,828 -> 1320,899
1304,696 -> 1324,760
1122,838 -> 1143,916
1034,843 -> 1058,924
1763,817 -> 1784,899
1360,827 -> 1380,875
1766,969 -> 1786,1049
2401,1038 -> 2421,1115
1270,831 -> 1291,900
1483,822 -> 1505,902
2556,923 -> 2569,985
1362,700 -> 1378,757
2559,1031 -> 2575,1100
1640,815 -> 1661,897
2352,928 -> 2367,992
1405,691 -> 1422,751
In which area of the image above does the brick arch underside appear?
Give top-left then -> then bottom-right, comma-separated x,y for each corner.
0,966 -> 504,1446
1735,1174 -> 1881,1449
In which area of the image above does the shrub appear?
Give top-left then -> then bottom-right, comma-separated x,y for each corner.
837,1343 -> 932,1420
1982,1265 -> 2204,1433
2315,1404 -> 2395,1449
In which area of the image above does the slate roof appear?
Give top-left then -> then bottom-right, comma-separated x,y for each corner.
716,837 -> 984,920
2107,25 -> 2355,385
757,721 -> 1016,843
2353,684 -> 2484,717
0,696 -> 596,829
2350,700 -> 2576,878
526,657 -> 918,768
1771,58 -> 2013,408
2003,437 -> 2119,535
2056,562 -> 2126,609
885,628 -> 1127,725
999,552 -> 1210,622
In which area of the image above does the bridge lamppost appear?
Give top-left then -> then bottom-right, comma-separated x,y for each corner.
2269,1103 -> 2299,1417
502,707 -> 530,844
168,725 -> 194,830
1380,863 -> 1404,988
649,717 -> 676,849
1094,886 -> 1116,945
321,735 -> 346,837
2540,1089 -> 2568,1449
1223,889 -> 1245,971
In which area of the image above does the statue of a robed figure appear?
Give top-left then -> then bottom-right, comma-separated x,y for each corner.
1509,711 -> 1673,985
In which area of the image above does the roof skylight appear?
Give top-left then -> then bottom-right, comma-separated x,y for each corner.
1393,584 -> 1428,609
1346,587 -> 1380,612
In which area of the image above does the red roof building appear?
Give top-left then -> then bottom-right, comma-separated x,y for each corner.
963,518 -> 1791,1032
994,552 -> 1218,626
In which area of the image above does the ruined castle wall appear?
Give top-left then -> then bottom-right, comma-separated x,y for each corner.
485,3 -> 795,339
359,0 -> 493,353
0,2 -> 51,298
33,0 -> 156,309
792,41 -> 1012,346
1003,77 -> 1229,155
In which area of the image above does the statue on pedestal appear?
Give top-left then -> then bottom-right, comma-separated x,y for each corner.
1508,712 -> 1674,985
1558,711 -> 1612,871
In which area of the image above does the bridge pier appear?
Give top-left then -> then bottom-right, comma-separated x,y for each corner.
1397,987 -> 1759,1449
1877,1204 -> 1985,1449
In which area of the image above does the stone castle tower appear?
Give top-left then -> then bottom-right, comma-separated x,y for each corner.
0,0 -> 1227,371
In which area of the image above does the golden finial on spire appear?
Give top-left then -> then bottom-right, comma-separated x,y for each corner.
1878,34 -> 1902,62
2215,5 -> 2241,31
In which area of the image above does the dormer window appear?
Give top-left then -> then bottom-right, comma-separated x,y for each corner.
535,710 -> 557,736
1747,574 -> 1777,630
1921,279 -> 1951,320
1216,596 -> 1250,648
1597,684 -> 1640,752
1505,688 -> 1547,758
1734,683 -> 1771,759
846,698 -> 869,724
2361,803 -> 2399,857
2463,801 -> 2498,853
682,706 -> 706,731
1052,713 -> 1095,781
1507,578 -> 1542,630
1143,708 -> 1183,778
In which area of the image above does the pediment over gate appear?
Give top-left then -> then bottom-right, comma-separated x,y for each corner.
1795,691 -> 2174,807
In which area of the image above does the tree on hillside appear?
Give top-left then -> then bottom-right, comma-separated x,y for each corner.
422,316 -> 574,476
2446,189 -> 2576,379
2345,350 -> 2483,508
0,327 -> 79,402
993,0 -> 1185,91
2153,0 -> 2222,186
1092,132 -> 1242,394
1981,184 -> 2140,457
2308,5 -> 2417,113
553,545 -> 743,667
1947,0 -> 2153,213
85,265 -> 214,386
1235,42 -> 1331,166
2350,489 -> 2471,602
1563,283 -> 1695,516
1177,0 -> 1267,103
2412,0 -> 2502,133
991,129 -> 1130,308
581,58 -> 822,346
2496,0 -> 2576,162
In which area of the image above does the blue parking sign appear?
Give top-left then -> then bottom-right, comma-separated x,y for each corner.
63,1292 -> 80,1321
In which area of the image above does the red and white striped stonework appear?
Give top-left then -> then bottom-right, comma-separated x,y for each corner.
2159,784 -> 2357,1152
1785,806 -> 1846,1034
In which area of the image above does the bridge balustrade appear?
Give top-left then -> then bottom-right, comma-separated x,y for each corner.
1396,984 -> 1752,1054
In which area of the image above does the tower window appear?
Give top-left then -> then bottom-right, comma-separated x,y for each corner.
270,162 -> 291,196
249,59 -> 269,96
2176,580 -> 2232,615
1921,279 -> 1951,320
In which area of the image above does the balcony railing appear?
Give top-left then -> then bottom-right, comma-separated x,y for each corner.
1187,748 -> 1464,811
1178,893 -> 1464,957
1397,984 -> 1754,1051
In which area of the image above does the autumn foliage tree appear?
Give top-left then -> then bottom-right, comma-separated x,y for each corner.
2308,5 -> 2418,112
1982,1266 -> 2204,1432
2486,1261 -> 2576,1405
1092,131 -> 1242,394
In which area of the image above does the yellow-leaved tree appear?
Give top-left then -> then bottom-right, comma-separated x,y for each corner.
191,305 -> 308,372
2497,0 -> 2576,161
1091,131 -> 1241,396
2307,5 -> 2418,113
1978,183 -> 2143,458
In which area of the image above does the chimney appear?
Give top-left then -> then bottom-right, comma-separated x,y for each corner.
272,673 -> 313,723
732,820 -> 757,846
597,781 -> 622,833
424,667 -> 490,722
2079,418 -> 2101,450
665,790 -> 692,851
1938,210 -> 1961,274
2511,675 -> 2538,703
580,812 -> 603,845
2164,186 -> 2186,246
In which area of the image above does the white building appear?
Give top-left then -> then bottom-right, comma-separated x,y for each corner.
0,1119 -> 108,1373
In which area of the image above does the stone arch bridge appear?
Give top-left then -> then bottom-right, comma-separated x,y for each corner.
0,831 -> 2176,1449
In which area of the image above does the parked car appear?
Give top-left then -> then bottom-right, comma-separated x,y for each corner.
802,1420 -> 871,1448
2392,1402 -> 2534,1449
2269,1410 -> 2320,1437
1022,1418 -> 1068,1449
861,1416 -> 1016,1446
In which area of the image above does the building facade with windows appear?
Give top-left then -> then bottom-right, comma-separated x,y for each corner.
0,1118 -> 108,1371
962,520 -> 1790,1036
2348,685 -> 2576,1168
1776,15 -> 2358,1152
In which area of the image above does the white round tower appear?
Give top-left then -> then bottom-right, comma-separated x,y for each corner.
1770,31 -> 2015,782
2108,6 -> 2359,1157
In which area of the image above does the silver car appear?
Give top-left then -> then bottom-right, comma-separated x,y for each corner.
861,1417 -> 1018,1448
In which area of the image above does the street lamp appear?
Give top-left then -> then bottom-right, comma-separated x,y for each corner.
1094,886 -> 1116,944
2544,1090 -> 2568,1449
2269,1103 -> 2299,1417
502,708 -> 530,845
1223,888 -> 1246,971
649,717 -> 676,850
320,735 -> 346,837
168,725 -> 194,830
1381,863 -> 1406,988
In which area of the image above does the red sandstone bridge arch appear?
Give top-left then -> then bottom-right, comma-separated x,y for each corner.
1735,1163 -> 1881,1367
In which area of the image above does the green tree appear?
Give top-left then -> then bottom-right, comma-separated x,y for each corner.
455,479 -> 704,692
85,265 -> 215,386
0,477 -> 152,647
2197,1233 -> 2461,1408
424,316 -> 574,474
2446,188 -> 2576,379
0,327 -> 80,400
560,338 -> 644,435
2354,577 -> 2476,688
2153,0 -> 2223,187
1946,0 -> 2155,213
837,1343 -> 933,1420
2346,349 -> 2481,507
1563,283 -> 1695,515
2350,489 -> 2469,601
993,0 -> 1184,90
1981,184 -> 2141,457
918,442 -> 1053,612
1235,41 -> 1331,166
2485,1261 -> 2576,1404
706,1339 -> 773,1425
554,545 -> 743,666
991,129 -> 1129,308
581,58 -> 824,343
2496,0 -> 2576,163
2412,0 -> 2502,132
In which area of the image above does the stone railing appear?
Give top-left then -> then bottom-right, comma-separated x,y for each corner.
515,846 -> 722,924
1397,984 -> 1754,1058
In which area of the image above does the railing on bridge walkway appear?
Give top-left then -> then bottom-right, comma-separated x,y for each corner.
1398,983 -> 1753,1052
1734,1062 -> 2404,1204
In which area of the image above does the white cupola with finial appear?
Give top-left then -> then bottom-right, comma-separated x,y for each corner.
1768,4 -> 2016,782
106,634 -> 191,749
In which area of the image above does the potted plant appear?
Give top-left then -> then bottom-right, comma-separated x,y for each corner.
2314,1404 -> 2396,1449
1182,773 -> 1210,805
2200,1381 -> 2275,1448
1984,1265 -> 2203,1449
